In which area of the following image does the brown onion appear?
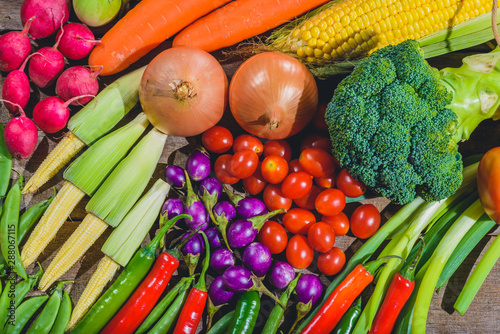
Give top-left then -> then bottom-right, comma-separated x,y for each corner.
139,46 -> 228,137
229,52 -> 318,140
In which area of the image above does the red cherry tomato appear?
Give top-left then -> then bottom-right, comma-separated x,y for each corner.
336,168 -> 367,198
294,185 -> 322,210
202,126 -> 233,153
242,161 -> 267,195
307,222 -> 336,253
317,247 -> 346,276
261,155 -> 289,184
281,171 -> 313,199
233,134 -> 263,156
214,154 -> 240,185
315,174 -> 336,189
322,212 -> 350,236
286,234 -> 314,269
258,221 -> 288,254
282,208 -> 316,235
299,148 -> 335,177
263,184 -> 292,211
263,140 -> 292,161
300,134 -> 333,153
312,101 -> 329,131
288,159 -> 307,174
315,188 -> 346,216
229,149 -> 259,179
350,204 -> 381,239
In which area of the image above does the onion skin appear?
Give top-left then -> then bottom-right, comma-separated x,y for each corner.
229,52 -> 318,139
139,46 -> 228,137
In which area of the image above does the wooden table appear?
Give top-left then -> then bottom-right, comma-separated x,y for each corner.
1,1 -> 500,333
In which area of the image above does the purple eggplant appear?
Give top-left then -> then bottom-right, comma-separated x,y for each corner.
269,261 -> 296,289
186,149 -> 211,181
242,242 -> 272,278
205,227 -> 222,249
236,197 -> 267,219
199,177 -> 222,225
289,274 -> 324,333
222,265 -> 284,308
210,248 -> 236,275
227,208 -> 286,249
184,171 -> 209,231
212,201 -> 237,251
181,231 -> 205,275
207,276 -> 235,329
165,165 -> 186,188
159,198 -> 185,248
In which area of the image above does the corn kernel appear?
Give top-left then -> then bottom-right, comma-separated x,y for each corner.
336,46 -> 345,56
314,48 -> 324,58
317,39 -> 326,49
306,56 -> 316,63
341,42 -> 351,53
341,15 -> 350,26
322,42 -> 333,54
329,38 -> 339,49
354,33 -> 364,45
292,29 -> 301,38
297,47 -> 306,58
304,46 -> 314,56
303,21 -> 314,30
326,26 -> 335,36
323,53 -> 332,60
302,30 -> 312,41
308,38 -> 318,48
330,49 -> 339,59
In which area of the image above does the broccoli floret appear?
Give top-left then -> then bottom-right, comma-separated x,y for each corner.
326,40 -> 500,204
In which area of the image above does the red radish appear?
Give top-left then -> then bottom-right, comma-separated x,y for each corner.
55,66 -> 101,105
0,100 -> 38,160
20,0 -> 69,39
0,17 -> 35,72
56,23 -> 101,60
33,95 -> 95,133
28,29 -> 66,88
2,52 -> 41,116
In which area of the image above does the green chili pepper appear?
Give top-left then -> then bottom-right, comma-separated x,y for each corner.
0,123 -> 12,200
207,310 -> 236,334
71,214 -> 191,334
227,291 -> 261,334
136,276 -> 195,334
26,281 -> 67,334
0,174 -> 25,280
147,278 -> 192,334
262,274 -> 300,334
4,295 -> 49,334
332,297 -> 363,334
49,290 -> 71,334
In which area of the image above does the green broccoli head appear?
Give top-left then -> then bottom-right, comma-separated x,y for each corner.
326,40 -> 462,204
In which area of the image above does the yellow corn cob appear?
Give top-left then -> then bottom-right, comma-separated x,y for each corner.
22,132 -> 85,194
273,0 -> 492,64
38,213 -> 109,291
66,255 -> 120,330
21,181 -> 85,267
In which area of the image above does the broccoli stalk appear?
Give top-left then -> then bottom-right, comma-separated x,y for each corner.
326,40 -> 500,204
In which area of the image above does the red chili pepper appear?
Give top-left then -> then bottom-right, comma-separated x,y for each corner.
173,231 -> 211,334
101,252 -> 179,334
300,256 -> 399,334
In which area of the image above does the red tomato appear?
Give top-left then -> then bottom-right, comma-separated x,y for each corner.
214,154 -> 240,185
229,149 -> 259,179
281,171 -> 313,199
258,221 -> 288,254
282,208 -> 316,235
263,140 -> 292,161
299,148 -> 335,177
317,247 -> 346,276
300,134 -> 333,153
263,184 -> 292,211
350,204 -> 381,239
233,134 -> 263,156
201,126 -> 233,153
315,188 -> 346,216
315,174 -> 336,189
242,161 -> 267,195
261,155 -> 289,184
322,212 -> 350,236
294,185 -> 322,210
312,101 -> 328,131
288,159 -> 307,174
307,222 -> 336,253
286,234 -> 314,269
336,168 -> 367,198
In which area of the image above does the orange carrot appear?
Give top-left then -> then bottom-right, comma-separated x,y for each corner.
88,0 -> 232,76
172,0 -> 330,52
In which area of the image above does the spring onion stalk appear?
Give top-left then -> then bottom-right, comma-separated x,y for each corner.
86,127 -> 168,227
454,230 -> 500,314
411,199 -> 485,334
68,66 -> 146,145
102,179 -> 170,266
64,113 -> 150,195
